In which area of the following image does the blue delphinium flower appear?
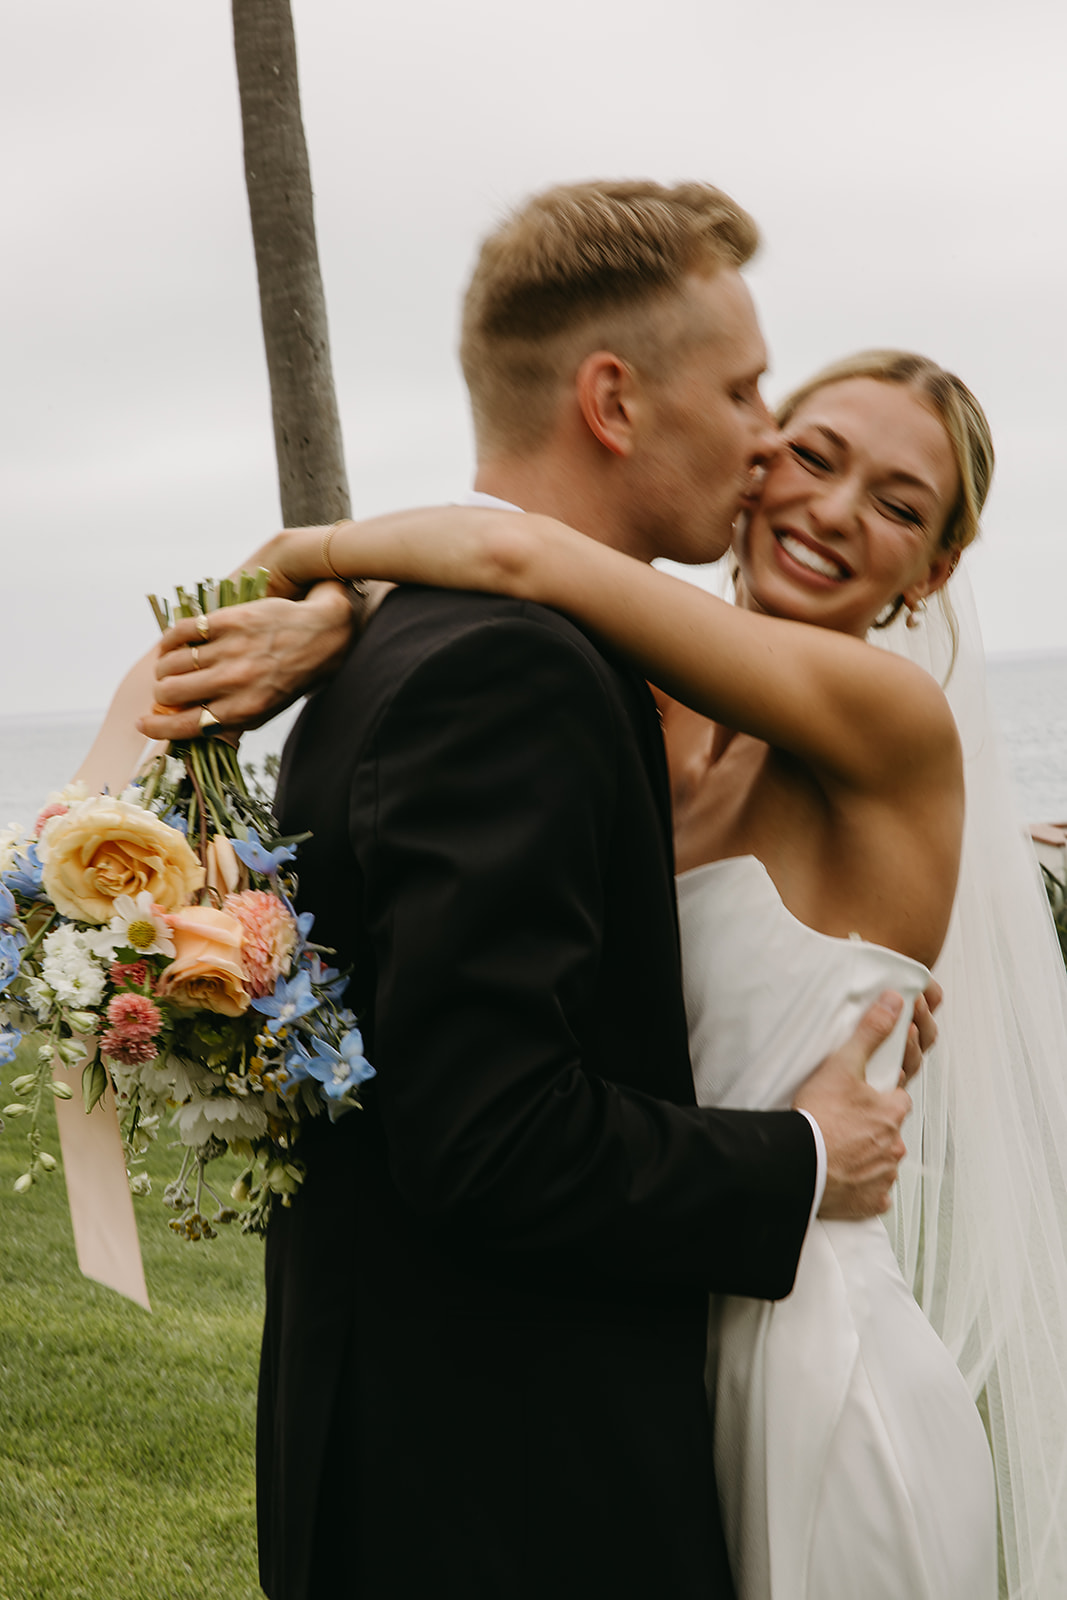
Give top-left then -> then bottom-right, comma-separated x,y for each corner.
3,842 -> 46,901
0,882 -> 17,925
0,931 -> 24,996
303,1030 -> 375,1120
230,828 -> 297,879
303,954 -> 347,1002
250,969 -> 321,1034
306,1030 -> 375,1104
0,1021 -> 22,1065
341,1027 -> 374,1079
278,1035 -> 313,1093
161,808 -> 189,835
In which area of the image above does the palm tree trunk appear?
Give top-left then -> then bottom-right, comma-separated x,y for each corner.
231,0 -> 350,526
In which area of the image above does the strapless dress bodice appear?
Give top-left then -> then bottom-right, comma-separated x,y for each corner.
676,854 -> 929,1110
674,854 -> 995,1600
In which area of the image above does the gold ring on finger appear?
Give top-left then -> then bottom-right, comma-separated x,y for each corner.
189,644 -> 201,670
195,613 -> 211,640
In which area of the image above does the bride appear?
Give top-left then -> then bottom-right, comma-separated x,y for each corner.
234,350 -> 1052,1599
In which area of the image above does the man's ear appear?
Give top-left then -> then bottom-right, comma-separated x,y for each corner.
574,351 -> 638,457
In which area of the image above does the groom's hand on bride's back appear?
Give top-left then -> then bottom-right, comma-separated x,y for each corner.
793,985 -> 941,1221
137,582 -> 357,740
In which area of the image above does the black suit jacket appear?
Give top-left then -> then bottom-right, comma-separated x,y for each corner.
257,587 -> 815,1600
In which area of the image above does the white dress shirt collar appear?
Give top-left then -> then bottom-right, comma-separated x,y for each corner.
458,489 -> 525,514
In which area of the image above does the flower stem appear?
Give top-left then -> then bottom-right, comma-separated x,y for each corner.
186,753 -> 211,869
21,909 -> 58,962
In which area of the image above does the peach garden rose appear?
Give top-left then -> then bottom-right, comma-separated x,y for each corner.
155,905 -> 250,1017
39,796 -> 204,924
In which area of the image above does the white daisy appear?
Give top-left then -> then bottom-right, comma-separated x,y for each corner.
107,891 -> 177,958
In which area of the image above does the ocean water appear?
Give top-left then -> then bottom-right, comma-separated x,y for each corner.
986,653 -> 1067,824
0,708 -> 300,835
1,654 -> 1065,832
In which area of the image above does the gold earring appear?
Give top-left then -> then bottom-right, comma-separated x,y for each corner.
905,597 -> 927,630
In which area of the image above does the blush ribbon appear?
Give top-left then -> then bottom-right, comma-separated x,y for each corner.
53,647 -> 162,1311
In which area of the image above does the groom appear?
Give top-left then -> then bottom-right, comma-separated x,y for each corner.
147,181 -> 921,1600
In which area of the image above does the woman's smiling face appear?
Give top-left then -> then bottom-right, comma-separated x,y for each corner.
734,376 -> 961,637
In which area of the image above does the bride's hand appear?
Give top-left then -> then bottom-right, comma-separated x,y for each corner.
136,505 -> 534,742
137,580 -> 358,740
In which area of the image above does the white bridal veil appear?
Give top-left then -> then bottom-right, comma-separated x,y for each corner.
876,572 -> 1067,1600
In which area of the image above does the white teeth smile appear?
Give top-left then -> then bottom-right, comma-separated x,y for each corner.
777,533 -> 847,580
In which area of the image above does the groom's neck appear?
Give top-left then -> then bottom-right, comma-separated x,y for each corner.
473,457 -> 651,563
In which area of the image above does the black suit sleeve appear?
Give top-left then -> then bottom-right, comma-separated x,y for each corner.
350,608 -> 815,1296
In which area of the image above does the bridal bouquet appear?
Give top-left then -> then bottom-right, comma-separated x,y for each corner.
0,575 -> 373,1239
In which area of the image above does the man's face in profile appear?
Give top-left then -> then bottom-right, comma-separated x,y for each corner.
626,267 -> 778,567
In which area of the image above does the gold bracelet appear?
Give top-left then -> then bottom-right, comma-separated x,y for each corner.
321,520 -> 368,600
321,520 -> 348,581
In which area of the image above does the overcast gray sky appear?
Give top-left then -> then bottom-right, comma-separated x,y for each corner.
3,0 -> 1065,715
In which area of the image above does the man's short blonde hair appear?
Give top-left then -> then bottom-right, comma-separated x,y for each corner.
460,180 -> 759,455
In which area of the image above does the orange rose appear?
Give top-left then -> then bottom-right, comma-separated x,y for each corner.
156,906 -> 250,1017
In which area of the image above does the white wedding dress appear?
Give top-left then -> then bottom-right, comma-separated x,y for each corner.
678,853 -> 997,1600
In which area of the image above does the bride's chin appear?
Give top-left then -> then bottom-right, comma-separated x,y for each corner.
738,572 -> 878,636
734,564 -> 815,622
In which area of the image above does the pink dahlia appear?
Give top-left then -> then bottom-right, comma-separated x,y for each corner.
106,992 -> 162,1033
110,960 -> 149,989
100,1025 -> 160,1066
223,890 -> 297,997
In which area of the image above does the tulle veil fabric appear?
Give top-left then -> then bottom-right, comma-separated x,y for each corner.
872,572 -> 1067,1599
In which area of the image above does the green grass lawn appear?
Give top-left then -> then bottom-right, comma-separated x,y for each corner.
0,1046 -> 266,1600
